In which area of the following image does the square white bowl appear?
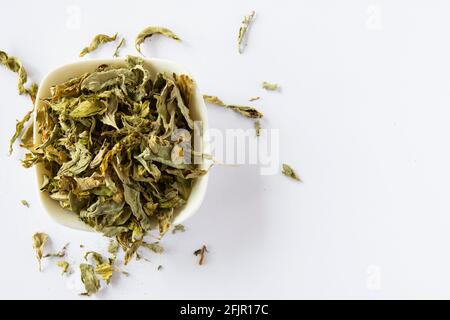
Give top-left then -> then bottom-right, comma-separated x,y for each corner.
33,58 -> 209,232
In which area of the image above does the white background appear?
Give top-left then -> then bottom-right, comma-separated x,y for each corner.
0,0 -> 449,299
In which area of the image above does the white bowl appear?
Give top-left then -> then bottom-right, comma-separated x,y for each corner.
33,58 -> 209,232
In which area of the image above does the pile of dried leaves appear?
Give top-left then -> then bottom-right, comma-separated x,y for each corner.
26,55 -> 206,241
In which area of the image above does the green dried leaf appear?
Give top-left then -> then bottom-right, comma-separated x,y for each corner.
203,95 -> 263,119
95,260 -> 115,283
172,224 -> 185,234
9,106 -> 33,154
203,95 -> 226,106
99,95 -> 119,129
79,33 -> 118,57
21,200 -> 29,208
194,245 -> 208,266
57,142 -> 92,176
282,163 -> 302,182
32,232 -> 48,271
80,263 -> 100,296
40,175 -> 50,191
57,261 -> 70,275
142,242 -> 164,254
113,38 -> 125,58
28,83 -> 39,102
237,11 -> 255,54
20,123 -> 34,149
84,251 -> 105,266
262,81 -> 279,91
124,239 -> 143,265
228,105 -> 263,119
0,50 -> 37,100
69,100 -> 106,118
249,96 -> 260,101
135,26 -> 181,55
108,240 -> 119,256
124,185 -> 152,232
81,68 -> 134,92
158,209 -> 174,235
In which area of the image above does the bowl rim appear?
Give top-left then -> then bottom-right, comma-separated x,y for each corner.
33,57 -> 210,232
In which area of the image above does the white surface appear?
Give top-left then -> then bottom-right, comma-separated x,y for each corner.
1,0 -> 450,299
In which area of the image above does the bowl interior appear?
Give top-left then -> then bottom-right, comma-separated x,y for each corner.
34,58 -> 209,232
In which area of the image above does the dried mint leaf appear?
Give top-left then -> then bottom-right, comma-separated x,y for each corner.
20,123 -> 34,149
203,95 -> 263,119
282,163 -> 302,182
135,26 -> 181,55
172,224 -> 185,234
113,38 -> 125,58
228,105 -> 263,119
21,200 -> 29,207
262,81 -> 279,91
249,96 -> 260,101
32,232 -> 48,271
142,242 -> 164,254
108,240 -> 119,256
124,239 -> 143,265
0,50 -> 37,101
40,175 -> 50,191
80,263 -> 100,296
9,106 -> 34,154
237,11 -> 255,54
79,33 -> 118,57
95,260 -> 116,283
84,251 -> 105,266
57,261 -> 70,275
203,95 -> 226,107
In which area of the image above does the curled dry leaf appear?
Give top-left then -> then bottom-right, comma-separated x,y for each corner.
57,261 -> 70,275
282,163 -> 302,182
84,251 -> 104,266
0,50 -> 38,101
80,263 -> 100,296
172,224 -> 185,234
21,200 -> 30,207
20,123 -> 34,149
32,232 -> 49,272
262,81 -> 279,91
108,240 -> 119,256
142,242 -> 164,254
237,11 -> 255,54
113,38 -> 125,58
95,261 -> 115,283
135,26 -> 181,55
9,106 -> 34,155
124,239 -> 143,265
203,95 -> 263,119
79,33 -> 118,57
